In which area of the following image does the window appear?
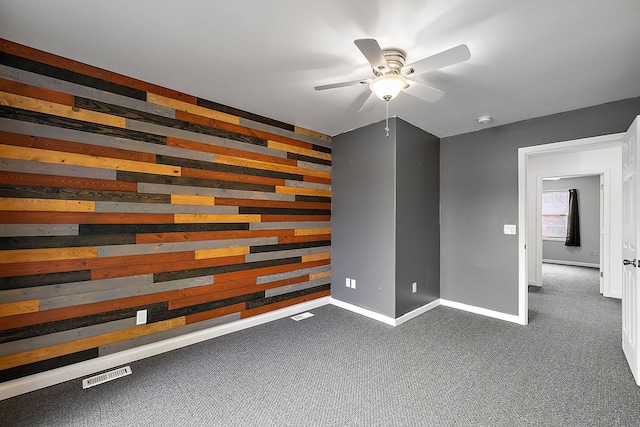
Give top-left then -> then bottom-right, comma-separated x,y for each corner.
542,191 -> 569,239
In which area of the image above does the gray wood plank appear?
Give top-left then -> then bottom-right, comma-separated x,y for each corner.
0,317 -> 137,357
0,275 -> 154,303
94,201 -> 238,214
255,264 -> 330,285
0,157 -> 116,180
39,275 -> 214,310
137,182 -> 295,202
0,223 -> 79,237
239,117 -> 332,149
97,236 -> 278,257
126,119 -> 288,158
0,119 -> 216,164
245,246 -> 330,263
265,278 -> 330,298
0,64 -> 176,118
297,160 -> 331,173
284,179 -> 331,191
98,312 -> 240,356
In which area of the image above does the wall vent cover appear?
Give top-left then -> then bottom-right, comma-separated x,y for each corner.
82,366 -> 132,389
291,312 -> 314,321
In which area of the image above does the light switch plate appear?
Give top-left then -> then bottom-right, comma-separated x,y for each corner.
503,224 -> 517,235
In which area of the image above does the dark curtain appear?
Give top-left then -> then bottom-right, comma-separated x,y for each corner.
565,189 -> 580,246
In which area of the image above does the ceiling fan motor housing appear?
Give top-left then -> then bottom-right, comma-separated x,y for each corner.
373,48 -> 407,76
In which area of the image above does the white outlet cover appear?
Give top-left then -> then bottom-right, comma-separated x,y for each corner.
346,278 -> 350,287
351,279 -> 356,289
136,309 -> 147,325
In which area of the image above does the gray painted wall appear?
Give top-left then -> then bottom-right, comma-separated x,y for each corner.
542,175 -> 600,265
332,118 -> 441,318
332,119 -> 397,317
395,119 -> 440,316
440,97 -> 640,315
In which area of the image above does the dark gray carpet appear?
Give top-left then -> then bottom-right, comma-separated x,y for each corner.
1,264 -> 639,426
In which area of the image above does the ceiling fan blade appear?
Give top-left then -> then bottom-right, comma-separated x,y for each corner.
404,80 -> 445,103
404,44 -> 471,74
354,38 -> 390,72
359,91 -> 378,112
314,78 -> 371,91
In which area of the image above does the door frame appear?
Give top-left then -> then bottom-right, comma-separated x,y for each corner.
517,133 -> 624,325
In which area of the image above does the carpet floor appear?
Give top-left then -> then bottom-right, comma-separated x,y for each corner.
1,264 -> 639,426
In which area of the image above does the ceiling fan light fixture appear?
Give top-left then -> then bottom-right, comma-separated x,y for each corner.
370,74 -> 406,101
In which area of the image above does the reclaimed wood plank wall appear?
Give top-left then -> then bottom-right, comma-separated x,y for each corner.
0,39 -> 331,382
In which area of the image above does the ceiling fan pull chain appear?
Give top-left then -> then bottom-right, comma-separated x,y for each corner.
385,101 -> 390,138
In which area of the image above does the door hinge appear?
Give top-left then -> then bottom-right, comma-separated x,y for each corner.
600,271 -> 604,278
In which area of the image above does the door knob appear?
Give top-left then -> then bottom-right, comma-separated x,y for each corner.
623,259 -> 637,267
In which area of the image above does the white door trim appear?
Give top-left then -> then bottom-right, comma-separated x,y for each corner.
518,133 -> 624,325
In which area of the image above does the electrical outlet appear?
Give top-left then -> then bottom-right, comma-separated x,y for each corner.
136,309 -> 147,325
346,277 -> 350,287
412,282 -> 417,293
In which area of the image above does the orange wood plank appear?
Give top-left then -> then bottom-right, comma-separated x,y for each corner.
214,197 -> 330,210
309,271 -> 331,281
301,253 -> 331,263
181,167 -> 286,187
179,277 -> 256,298
91,254 -> 247,280
304,175 -> 332,185
148,93 -> 239,125
170,194 -> 215,206
0,246 -> 98,264
166,137 -> 297,166
174,214 -> 261,224
0,211 -> 174,224
241,289 -> 330,318
294,126 -> 332,143
194,246 -> 250,260
0,171 -> 138,193
184,303 -> 246,325
215,154 -> 330,179
294,228 -> 332,236
268,140 -> 332,161
0,198 -> 95,212
0,131 -> 157,163
0,300 -> 39,317
0,77 -> 74,105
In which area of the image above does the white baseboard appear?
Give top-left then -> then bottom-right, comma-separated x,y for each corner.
542,259 -> 600,268
439,299 -> 522,324
0,297 -> 330,401
329,298 -> 441,326
330,298 -> 397,325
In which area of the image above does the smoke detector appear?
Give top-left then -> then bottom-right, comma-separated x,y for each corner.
477,116 -> 492,125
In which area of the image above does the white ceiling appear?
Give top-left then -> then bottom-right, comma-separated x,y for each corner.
1,0 -> 639,138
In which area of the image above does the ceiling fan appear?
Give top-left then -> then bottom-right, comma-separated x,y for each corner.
314,39 -> 471,112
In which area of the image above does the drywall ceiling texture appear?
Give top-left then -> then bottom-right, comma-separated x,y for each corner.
0,0 -> 639,137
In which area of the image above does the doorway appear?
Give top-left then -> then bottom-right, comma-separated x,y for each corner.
517,133 -> 624,325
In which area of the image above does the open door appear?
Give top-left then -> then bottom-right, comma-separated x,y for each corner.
622,115 -> 640,386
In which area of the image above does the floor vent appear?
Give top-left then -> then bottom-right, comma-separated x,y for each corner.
82,366 -> 132,389
291,312 -> 314,321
